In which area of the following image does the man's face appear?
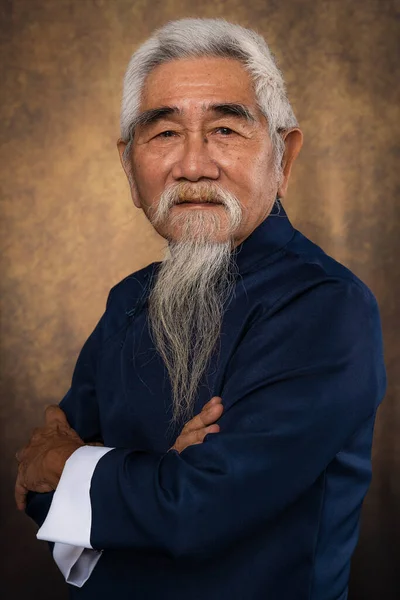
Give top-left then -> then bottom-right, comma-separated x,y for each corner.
119,57 -> 300,246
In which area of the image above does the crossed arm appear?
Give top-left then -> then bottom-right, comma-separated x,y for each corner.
15,279 -> 386,564
15,397 -> 224,511
15,392 -> 223,587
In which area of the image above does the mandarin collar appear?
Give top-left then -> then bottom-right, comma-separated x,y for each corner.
233,199 -> 295,275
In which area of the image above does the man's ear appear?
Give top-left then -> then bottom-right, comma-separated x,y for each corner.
117,139 -> 142,209
277,128 -> 303,199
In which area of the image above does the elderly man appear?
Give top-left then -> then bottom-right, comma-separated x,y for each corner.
15,18 -> 386,600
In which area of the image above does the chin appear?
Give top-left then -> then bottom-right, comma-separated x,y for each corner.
172,225 -> 233,245
158,210 -> 235,245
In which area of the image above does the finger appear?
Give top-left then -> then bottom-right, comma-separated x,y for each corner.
183,402 -> 224,433
44,405 -> 68,427
15,447 -> 27,463
183,397 -> 223,431
202,396 -> 222,410
205,424 -> 220,434
208,396 -> 222,406
173,424 -> 220,453
15,476 -> 28,511
182,423 -> 220,447
34,482 -> 54,493
182,396 -> 222,429
179,428 -> 220,449
31,427 -> 44,441
195,424 -> 220,440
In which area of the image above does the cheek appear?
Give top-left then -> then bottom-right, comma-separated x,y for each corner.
235,154 -> 277,215
221,139 -> 273,177
250,151 -> 277,191
133,146 -> 173,183
132,157 -> 163,202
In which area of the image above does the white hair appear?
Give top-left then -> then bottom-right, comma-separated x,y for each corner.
120,18 -> 298,177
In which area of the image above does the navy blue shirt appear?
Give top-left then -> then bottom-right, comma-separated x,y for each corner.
27,203 -> 386,600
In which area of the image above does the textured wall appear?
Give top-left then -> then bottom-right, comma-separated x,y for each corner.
1,1 -> 399,598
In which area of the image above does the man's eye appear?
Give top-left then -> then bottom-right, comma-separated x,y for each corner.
215,127 -> 235,136
156,130 -> 176,138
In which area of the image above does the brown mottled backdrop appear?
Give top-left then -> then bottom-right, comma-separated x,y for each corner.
0,1 -> 398,598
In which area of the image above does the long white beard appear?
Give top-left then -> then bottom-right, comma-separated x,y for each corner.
147,182 -> 242,428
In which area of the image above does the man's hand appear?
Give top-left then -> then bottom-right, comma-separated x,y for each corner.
15,405 -> 84,511
169,396 -> 223,454
15,397 -> 223,510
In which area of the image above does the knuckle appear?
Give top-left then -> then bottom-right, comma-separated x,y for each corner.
31,427 -> 42,439
15,448 -> 24,462
182,423 -> 194,435
197,430 -> 206,442
44,404 -> 57,417
17,461 -> 26,478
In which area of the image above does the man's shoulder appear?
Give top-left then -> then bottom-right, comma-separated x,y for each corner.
245,232 -> 384,367
253,229 -> 379,320
283,229 -> 377,304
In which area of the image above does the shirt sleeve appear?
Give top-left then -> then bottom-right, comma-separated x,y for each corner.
25,307 -> 106,528
36,278 -> 387,561
27,299 -> 112,585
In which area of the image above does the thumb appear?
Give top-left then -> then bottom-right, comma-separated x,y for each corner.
209,396 -> 222,405
44,405 -> 68,427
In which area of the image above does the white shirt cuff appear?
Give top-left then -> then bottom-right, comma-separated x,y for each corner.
37,445 -> 113,547
53,542 -> 103,588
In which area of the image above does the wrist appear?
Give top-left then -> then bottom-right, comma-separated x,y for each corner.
45,441 -> 84,487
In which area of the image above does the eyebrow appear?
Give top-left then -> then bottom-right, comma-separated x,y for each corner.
128,102 -> 256,137
130,106 -> 182,133
207,103 -> 256,123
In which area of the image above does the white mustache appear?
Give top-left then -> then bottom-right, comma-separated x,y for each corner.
151,182 -> 242,227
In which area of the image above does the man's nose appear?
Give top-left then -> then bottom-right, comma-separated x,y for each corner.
171,135 -> 220,181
